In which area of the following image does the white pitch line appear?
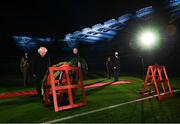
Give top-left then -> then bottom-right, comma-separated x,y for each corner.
43,90 -> 179,123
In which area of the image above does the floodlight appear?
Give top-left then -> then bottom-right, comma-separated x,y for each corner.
137,29 -> 159,49
139,31 -> 156,46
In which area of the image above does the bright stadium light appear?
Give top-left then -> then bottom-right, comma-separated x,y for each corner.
136,28 -> 160,50
139,31 -> 156,46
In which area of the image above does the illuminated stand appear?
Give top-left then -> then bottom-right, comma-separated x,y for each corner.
166,0 -> 180,23
63,6 -> 154,46
13,36 -> 54,52
141,65 -> 173,100
44,64 -> 87,112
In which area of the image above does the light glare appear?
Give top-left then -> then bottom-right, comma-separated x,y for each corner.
139,31 -> 156,47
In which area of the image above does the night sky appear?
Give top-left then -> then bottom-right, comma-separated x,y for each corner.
0,0 -> 155,36
0,0 -> 179,76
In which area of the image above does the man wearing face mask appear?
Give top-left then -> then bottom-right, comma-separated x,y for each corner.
32,47 -> 51,98
112,52 -> 120,82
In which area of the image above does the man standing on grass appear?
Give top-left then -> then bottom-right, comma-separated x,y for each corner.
32,46 -> 51,98
112,52 -> 120,82
70,48 -> 88,78
20,52 -> 30,87
106,56 -> 112,79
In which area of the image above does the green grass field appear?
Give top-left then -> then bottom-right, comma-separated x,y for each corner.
0,75 -> 180,123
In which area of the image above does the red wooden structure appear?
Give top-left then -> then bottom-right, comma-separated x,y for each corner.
44,64 -> 87,112
141,65 -> 173,100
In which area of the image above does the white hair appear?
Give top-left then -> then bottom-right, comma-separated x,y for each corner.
38,47 -> 47,54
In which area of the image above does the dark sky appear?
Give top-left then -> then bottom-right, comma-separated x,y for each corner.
0,0 -> 156,37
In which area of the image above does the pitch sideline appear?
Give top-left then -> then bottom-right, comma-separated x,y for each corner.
43,90 -> 179,123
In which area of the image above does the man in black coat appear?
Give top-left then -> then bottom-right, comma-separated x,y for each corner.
32,47 -> 51,98
112,52 -> 120,82
71,48 -> 88,78
106,56 -> 112,79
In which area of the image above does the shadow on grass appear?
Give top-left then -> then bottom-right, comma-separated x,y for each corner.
140,99 -> 158,123
141,100 -> 145,122
127,101 -> 138,122
140,97 -> 176,123
0,95 -> 41,108
127,98 -> 160,123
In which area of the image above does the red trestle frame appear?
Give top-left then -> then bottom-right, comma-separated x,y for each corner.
141,65 -> 173,100
44,64 -> 87,112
